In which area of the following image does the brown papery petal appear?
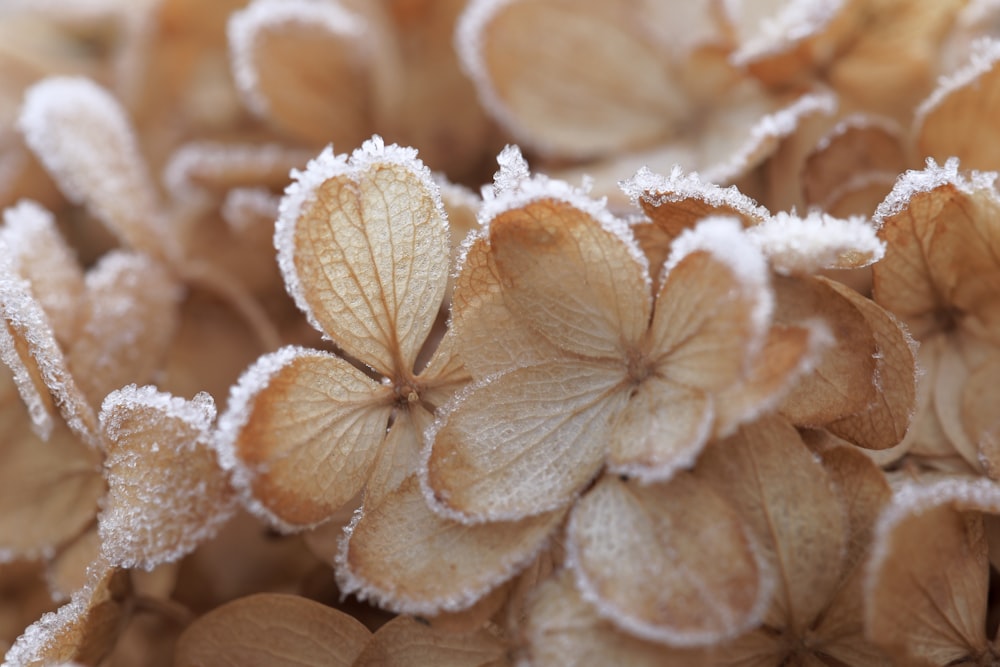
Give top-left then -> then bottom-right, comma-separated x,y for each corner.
215,347 -> 392,531
277,139 -> 450,376
415,327 -> 472,411
567,474 -> 769,646
0,201 -> 85,344
523,570 -> 708,667
227,0 -> 377,147
99,386 -> 234,570
425,360 -> 625,522
3,563 -> 129,667
866,478 -> 1000,665
915,39 -> 1000,172
174,593 -> 371,667
822,277 -> 918,450
458,0 -> 687,158
774,275 -> 878,426
338,476 -> 563,615
354,615 -> 505,667
364,406 -> 429,507
490,197 -> 650,359
17,77 -> 170,260
449,234 -> 561,379
697,416 -> 846,633
964,355 -> 1000,476
46,528 -> 101,604
68,252 -> 181,409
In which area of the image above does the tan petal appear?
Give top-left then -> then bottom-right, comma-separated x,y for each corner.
866,478 -> 1000,664
68,252 -> 181,408
227,0 -> 377,147
649,221 -> 771,393
606,378 -> 712,483
821,277 -> 919,450
489,197 -> 650,360
449,233 -> 561,379
163,142 -> 313,202
967,356 -> 1000,478
416,327 -> 472,410
98,386 -> 234,570
277,138 -> 450,375
3,564 -> 129,667
916,39 -> 1000,172
873,159 -> 1000,339
365,406 -> 429,506
567,474 -> 770,646
174,593 -> 370,667
215,346 -> 392,531
46,527 -> 101,604
0,200 -> 85,343
523,570 -> 707,667
747,211 -> 885,274
425,360 -> 625,522
774,275 -> 878,425
697,416 -> 846,633
457,0 -> 687,158
354,615 -> 505,667
17,77 -> 170,260
338,476 -> 563,615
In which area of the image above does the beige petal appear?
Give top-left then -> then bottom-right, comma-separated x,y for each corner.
0,377 -> 102,563
338,476 -> 563,615
457,0 -> 687,158
17,77 -> 171,260
523,570 -> 707,667
163,142 -> 313,202
277,138 -> 450,375
228,0 -> 376,147
697,416 -> 846,633
415,327 -> 472,411
46,527 -> 101,604
774,275 -> 878,425
567,474 -> 770,646
425,360 -> 625,522
68,252 -> 182,409
354,615 -> 505,667
449,233 -> 561,379
3,564 -> 129,667
0,201 -> 85,343
866,478 -> 1000,664
873,160 -> 1000,340
98,386 -> 234,570
215,346 -> 392,531
365,406 -> 429,507
489,197 -> 650,360
174,593 -> 371,667
606,378 -> 712,483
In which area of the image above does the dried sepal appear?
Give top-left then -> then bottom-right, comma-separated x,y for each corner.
174,593 -> 371,667
746,211 -> 885,274
3,563 -> 129,667
45,528 -> 101,605
338,476 -> 564,615
566,474 -> 771,647
215,346 -> 392,531
353,615 -> 505,667
98,385 -> 234,570
163,142 -> 313,203
17,77 -> 170,260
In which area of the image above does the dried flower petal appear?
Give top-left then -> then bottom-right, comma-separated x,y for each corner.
353,615 -> 505,667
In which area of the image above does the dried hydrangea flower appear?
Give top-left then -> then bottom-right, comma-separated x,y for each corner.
353,614 -> 506,667
216,137 -> 470,531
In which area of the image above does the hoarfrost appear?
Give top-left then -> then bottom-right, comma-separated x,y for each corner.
747,210 -> 885,274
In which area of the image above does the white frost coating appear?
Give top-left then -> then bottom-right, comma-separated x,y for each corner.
214,345 -> 329,534
747,211 -> 885,274
275,135 -> 448,342
162,141 -> 313,200
620,164 -> 771,220
100,384 -> 215,438
730,0 -> 843,64
917,37 -> 1000,124
702,90 -> 837,185
664,217 -> 773,338
221,187 -> 281,233
0,200 -> 59,267
478,145 -> 651,287
228,0 -> 364,118
873,157 -> 999,227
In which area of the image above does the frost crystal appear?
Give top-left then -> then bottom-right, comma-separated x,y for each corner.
747,211 -> 885,274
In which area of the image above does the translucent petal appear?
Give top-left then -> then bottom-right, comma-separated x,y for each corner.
276,138 -> 450,375
353,615 -> 505,667
338,476 -> 563,615
365,406 -> 429,507
99,386 -> 235,570
415,326 -> 471,411
489,197 -> 650,359
174,593 -> 371,667
215,346 -> 392,531
424,360 -> 625,522
567,474 -> 770,646
747,211 -> 885,274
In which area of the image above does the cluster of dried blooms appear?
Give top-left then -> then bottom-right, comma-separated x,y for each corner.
3,0 -> 1000,666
